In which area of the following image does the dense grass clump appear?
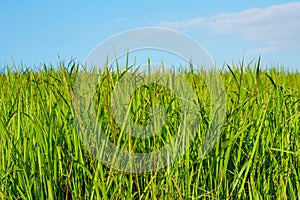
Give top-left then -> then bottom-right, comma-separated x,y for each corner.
0,60 -> 299,199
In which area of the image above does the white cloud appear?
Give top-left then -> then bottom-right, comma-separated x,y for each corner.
159,2 -> 300,51
245,46 -> 278,55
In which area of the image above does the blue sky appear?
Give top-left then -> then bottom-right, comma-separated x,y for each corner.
1,0 -> 299,71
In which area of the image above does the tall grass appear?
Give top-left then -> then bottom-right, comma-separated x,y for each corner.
0,60 -> 299,199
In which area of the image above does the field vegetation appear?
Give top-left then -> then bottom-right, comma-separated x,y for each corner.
0,59 -> 299,199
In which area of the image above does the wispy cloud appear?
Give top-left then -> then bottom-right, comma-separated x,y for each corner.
245,46 -> 278,55
159,2 -> 300,52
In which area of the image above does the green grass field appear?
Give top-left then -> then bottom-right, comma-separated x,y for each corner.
0,60 -> 299,199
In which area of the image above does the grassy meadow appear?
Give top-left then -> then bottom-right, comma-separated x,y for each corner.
0,60 -> 299,199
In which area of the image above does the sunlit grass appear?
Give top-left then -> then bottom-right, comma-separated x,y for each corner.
0,59 -> 299,199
